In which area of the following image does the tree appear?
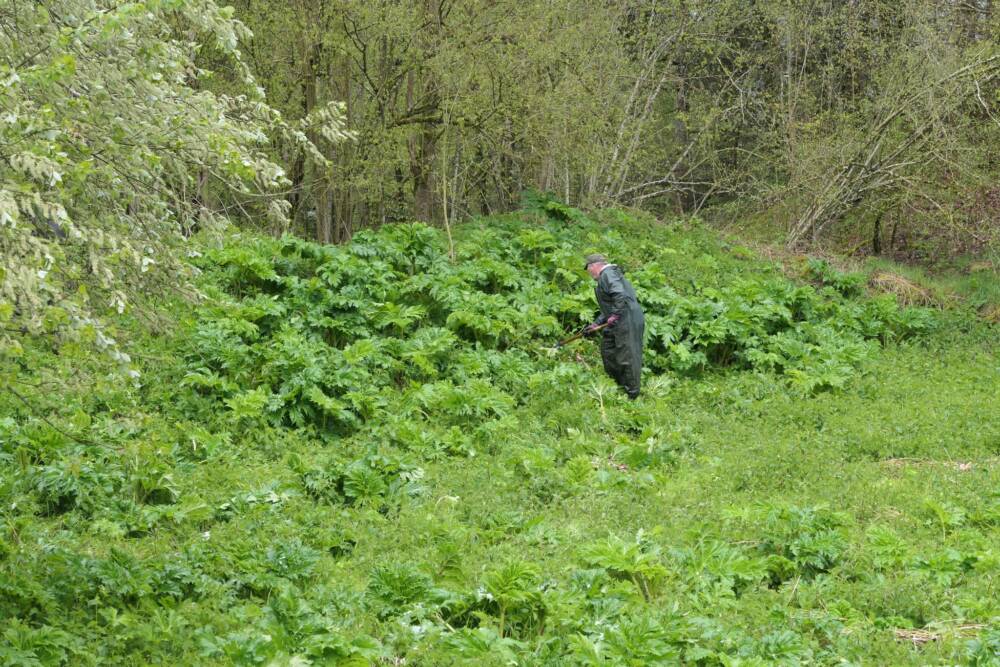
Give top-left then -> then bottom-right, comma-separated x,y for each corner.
232,0 -> 636,239
0,0 -> 346,364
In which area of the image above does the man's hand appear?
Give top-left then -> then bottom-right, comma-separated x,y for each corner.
606,314 -> 620,327
583,322 -> 601,337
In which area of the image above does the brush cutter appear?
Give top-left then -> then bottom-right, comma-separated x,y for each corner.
551,321 -> 610,349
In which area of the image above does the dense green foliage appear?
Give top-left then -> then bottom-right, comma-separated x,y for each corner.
185,210 -> 931,436
2,211 -> 997,665
0,0 -> 345,356
4,0 -> 996,366
3,2 -> 996,663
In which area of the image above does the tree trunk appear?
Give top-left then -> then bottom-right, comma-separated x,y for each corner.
410,122 -> 437,222
872,210 -> 883,255
288,153 -> 305,234
315,184 -> 333,243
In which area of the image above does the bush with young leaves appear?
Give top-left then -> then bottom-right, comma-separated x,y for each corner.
0,0 -> 346,372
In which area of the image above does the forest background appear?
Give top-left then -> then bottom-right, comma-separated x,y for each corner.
5,0 -> 1000,340
228,0 -> 1000,258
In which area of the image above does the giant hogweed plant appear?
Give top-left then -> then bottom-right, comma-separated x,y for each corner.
185,218 -> 934,438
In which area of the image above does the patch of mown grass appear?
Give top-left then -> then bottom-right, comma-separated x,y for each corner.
1,209 -> 997,665
862,255 -> 1000,313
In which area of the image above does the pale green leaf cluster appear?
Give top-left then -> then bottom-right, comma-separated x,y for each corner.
0,0 -> 346,366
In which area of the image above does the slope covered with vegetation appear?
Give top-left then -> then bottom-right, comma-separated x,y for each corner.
2,2 -> 997,664
2,209 -> 998,665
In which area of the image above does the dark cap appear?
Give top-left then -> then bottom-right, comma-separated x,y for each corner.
584,253 -> 607,269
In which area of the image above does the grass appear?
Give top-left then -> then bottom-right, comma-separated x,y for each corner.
1,210 -> 998,665
707,198 -> 1000,317
349,335 -> 1000,663
863,256 -> 1000,313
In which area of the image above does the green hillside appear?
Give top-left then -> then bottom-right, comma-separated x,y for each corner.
2,210 -> 998,665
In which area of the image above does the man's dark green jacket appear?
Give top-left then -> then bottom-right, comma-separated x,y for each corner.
595,265 -> 644,398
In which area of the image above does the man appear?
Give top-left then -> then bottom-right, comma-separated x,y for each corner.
583,253 -> 645,399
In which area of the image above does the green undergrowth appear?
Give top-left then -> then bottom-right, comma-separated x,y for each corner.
1,210 -> 998,665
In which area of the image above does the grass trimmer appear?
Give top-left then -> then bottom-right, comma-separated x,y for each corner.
549,322 -> 610,351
